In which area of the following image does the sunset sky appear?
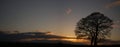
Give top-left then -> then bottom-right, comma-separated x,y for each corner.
0,0 -> 120,41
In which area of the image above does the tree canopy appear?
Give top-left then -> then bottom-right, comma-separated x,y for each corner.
75,12 -> 113,46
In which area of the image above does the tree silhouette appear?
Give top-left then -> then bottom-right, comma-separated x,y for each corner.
75,12 -> 113,46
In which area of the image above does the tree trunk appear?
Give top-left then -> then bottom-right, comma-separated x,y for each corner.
94,34 -> 98,46
91,37 -> 94,46
94,22 -> 98,46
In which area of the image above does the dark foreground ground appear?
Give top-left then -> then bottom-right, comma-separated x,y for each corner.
0,42 -> 120,47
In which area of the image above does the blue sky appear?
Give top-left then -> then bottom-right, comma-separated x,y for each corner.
0,0 -> 120,40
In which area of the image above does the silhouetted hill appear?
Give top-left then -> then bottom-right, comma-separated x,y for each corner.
0,42 -> 120,47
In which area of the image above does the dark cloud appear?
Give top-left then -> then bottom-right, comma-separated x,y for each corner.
105,0 -> 120,9
65,8 -> 72,15
112,20 -> 120,28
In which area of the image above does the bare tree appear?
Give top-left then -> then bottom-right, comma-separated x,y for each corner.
75,12 -> 113,46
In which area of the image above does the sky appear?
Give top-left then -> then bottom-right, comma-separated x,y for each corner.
0,0 -> 120,40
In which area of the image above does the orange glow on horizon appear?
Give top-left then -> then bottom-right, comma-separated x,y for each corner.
19,38 -> 90,45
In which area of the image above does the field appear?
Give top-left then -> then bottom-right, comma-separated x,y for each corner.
0,42 -> 120,47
